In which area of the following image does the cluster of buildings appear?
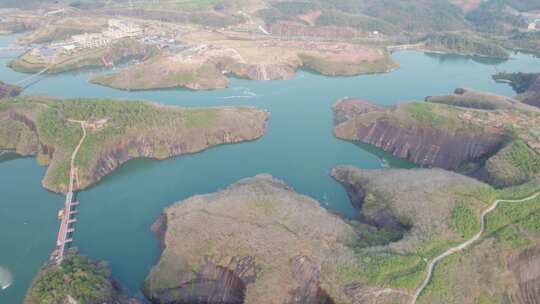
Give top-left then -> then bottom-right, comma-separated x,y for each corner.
52,19 -> 144,53
528,19 -> 540,31
86,118 -> 108,132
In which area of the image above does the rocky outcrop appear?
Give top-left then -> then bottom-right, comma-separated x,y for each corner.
508,246 -> 540,304
355,120 -> 500,169
286,256 -> 335,304
146,256 -> 250,304
0,81 -> 21,100
87,119 -> 268,190
333,98 -> 504,171
144,175 -> 361,304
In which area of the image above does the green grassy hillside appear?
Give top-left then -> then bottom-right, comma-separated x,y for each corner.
0,96 -> 268,192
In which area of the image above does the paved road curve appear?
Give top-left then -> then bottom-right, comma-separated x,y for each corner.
411,191 -> 540,304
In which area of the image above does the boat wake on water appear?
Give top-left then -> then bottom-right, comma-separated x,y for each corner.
0,266 -> 13,290
222,88 -> 258,99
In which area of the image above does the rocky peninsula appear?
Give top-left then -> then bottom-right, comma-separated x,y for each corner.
0,96 -> 269,192
333,89 -> 540,187
90,30 -> 397,91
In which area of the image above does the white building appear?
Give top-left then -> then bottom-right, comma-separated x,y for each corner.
528,19 -> 540,31
105,19 -> 143,39
72,33 -> 112,49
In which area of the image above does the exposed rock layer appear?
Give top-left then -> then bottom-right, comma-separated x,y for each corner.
333,98 -> 503,171
0,81 -> 21,100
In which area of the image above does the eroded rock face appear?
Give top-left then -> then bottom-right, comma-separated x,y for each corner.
520,76 -> 540,108
0,97 -> 269,193
333,98 -> 503,171
356,120 -> 500,169
147,257 -> 250,304
286,256 -> 335,304
0,81 -> 21,100
508,246 -> 540,304
144,175 -> 360,304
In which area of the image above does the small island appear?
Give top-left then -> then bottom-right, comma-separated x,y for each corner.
0,96 -> 269,192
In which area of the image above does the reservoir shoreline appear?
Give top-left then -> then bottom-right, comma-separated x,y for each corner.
1,32 -> 540,303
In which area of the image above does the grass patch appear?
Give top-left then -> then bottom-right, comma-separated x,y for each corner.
486,140 -> 540,187
337,251 -> 425,290
494,225 -> 531,249
450,203 -> 480,239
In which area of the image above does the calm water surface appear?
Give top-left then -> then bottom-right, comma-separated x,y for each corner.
0,33 -> 539,302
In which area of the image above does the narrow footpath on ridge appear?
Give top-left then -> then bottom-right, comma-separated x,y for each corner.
411,191 -> 540,304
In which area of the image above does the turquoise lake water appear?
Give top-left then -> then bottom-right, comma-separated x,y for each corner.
1,33 -> 539,303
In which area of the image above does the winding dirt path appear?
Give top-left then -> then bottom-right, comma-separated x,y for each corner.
410,191 -> 540,304
66,119 -> 87,195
